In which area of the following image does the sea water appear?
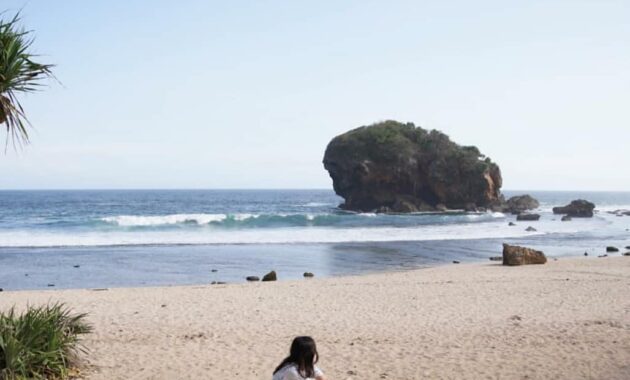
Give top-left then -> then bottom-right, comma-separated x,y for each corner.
0,190 -> 629,289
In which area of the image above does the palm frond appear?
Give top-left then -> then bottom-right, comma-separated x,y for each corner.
0,11 -> 54,148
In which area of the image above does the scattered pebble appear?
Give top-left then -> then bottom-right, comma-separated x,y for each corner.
161,304 -> 167,308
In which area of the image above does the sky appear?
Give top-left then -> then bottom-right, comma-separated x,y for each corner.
1,0 -> 628,190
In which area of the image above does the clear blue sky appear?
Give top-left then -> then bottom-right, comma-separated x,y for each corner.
1,0 -> 628,190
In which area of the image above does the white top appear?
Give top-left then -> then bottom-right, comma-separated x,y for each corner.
272,364 -> 323,380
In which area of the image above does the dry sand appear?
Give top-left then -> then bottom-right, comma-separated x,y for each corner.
1,256 -> 629,380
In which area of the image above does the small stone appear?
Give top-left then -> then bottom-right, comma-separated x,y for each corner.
489,256 -> 502,261
47,283 -> 55,287
525,226 -> 537,232
303,272 -> 315,278
452,260 -> 460,264
508,222 -> 516,226
623,252 -> 630,256
517,213 -> 541,221
598,254 -> 608,258
561,215 -> 572,222
161,304 -> 167,308
211,281 -> 217,285
606,246 -> 619,252
246,276 -> 260,282
211,269 -> 218,272
262,271 -> 277,282
0,288 -> 3,292
584,252 -> 588,256
73,265 -> 80,268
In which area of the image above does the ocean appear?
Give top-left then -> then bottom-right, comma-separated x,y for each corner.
1,190 -> 629,290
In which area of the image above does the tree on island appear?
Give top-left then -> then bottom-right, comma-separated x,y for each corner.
0,11 -> 54,148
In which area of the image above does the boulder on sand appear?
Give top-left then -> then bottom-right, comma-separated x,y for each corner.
262,271 -> 277,282
505,195 -> 539,214
517,213 -> 540,221
502,244 -> 547,266
552,199 -> 595,217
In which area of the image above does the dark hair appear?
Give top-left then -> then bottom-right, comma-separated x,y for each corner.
273,336 -> 319,378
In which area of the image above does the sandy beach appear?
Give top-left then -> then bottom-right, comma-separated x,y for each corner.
1,256 -> 629,380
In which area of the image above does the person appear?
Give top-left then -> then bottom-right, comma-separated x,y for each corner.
273,336 -> 327,380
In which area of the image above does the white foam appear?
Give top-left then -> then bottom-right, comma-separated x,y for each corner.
0,216 -> 602,248
102,214 -> 228,226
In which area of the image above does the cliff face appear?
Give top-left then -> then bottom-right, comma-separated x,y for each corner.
323,121 -> 504,212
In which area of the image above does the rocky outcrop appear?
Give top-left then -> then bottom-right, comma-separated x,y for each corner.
516,213 -> 540,221
505,195 -> 539,214
552,199 -> 595,217
323,121 -> 504,212
502,244 -> 547,266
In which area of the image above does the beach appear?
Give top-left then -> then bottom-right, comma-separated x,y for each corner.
1,256 -> 628,379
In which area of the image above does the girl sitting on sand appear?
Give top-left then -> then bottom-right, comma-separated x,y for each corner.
273,336 -> 327,380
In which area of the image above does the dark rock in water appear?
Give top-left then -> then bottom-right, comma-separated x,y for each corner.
517,213 -> 540,221
323,120 -> 503,212
505,195 -> 539,214
452,260 -> 460,264
584,252 -> 588,256
525,226 -> 537,232
626,246 -> 630,250
606,246 -> 619,252
211,269 -> 218,273
0,288 -> 3,292
624,252 -> 630,256
552,199 -> 595,217
598,254 -> 608,258
246,276 -> 260,282
47,283 -> 55,287
502,244 -> 547,266
489,256 -> 502,261
73,265 -> 80,268
561,215 -> 572,222
262,271 -> 277,282
303,272 -> 315,278
508,222 -> 516,226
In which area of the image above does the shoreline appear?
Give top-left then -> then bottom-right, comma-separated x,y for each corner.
1,256 -> 629,379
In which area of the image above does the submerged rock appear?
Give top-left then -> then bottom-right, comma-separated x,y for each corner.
262,271 -> 277,282
508,222 -> 516,226
525,226 -> 537,232
489,256 -> 502,261
552,199 -> 595,217
517,213 -> 540,221
505,195 -> 539,214
323,120 -> 503,212
606,246 -> 619,252
561,215 -> 572,222
502,244 -> 547,266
